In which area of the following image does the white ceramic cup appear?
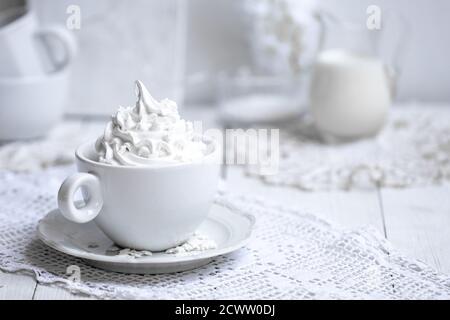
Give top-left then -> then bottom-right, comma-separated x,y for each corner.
0,46 -> 75,141
0,6 -> 76,77
57,142 -> 221,251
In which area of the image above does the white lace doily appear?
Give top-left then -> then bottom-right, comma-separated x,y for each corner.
245,106 -> 450,190
1,166 -> 450,299
0,121 -> 101,172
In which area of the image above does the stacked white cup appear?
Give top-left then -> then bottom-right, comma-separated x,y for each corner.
0,4 -> 77,140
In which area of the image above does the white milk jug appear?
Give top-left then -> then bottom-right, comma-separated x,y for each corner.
309,11 -> 404,142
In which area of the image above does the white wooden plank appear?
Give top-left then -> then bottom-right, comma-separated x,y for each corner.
33,285 -> 96,300
0,271 -> 36,300
381,185 -> 450,273
226,166 -> 384,232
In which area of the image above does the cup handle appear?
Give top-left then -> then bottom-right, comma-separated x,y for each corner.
37,25 -> 78,70
58,173 -> 103,224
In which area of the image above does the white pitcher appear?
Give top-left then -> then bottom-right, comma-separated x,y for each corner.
309,10 -> 406,142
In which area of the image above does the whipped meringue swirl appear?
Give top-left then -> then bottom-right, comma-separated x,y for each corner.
95,81 -> 210,166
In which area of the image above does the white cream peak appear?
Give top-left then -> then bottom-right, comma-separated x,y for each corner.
95,81 -> 208,166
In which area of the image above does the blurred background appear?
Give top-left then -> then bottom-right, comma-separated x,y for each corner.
2,0 -> 450,301
0,0 -> 449,140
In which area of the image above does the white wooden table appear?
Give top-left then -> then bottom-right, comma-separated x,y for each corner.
1,107 -> 449,299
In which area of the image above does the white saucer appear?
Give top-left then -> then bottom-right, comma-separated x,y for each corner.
37,204 -> 255,274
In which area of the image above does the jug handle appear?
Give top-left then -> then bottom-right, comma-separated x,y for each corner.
384,65 -> 398,100
381,10 -> 411,99
302,9 -> 334,73
314,10 -> 339,55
